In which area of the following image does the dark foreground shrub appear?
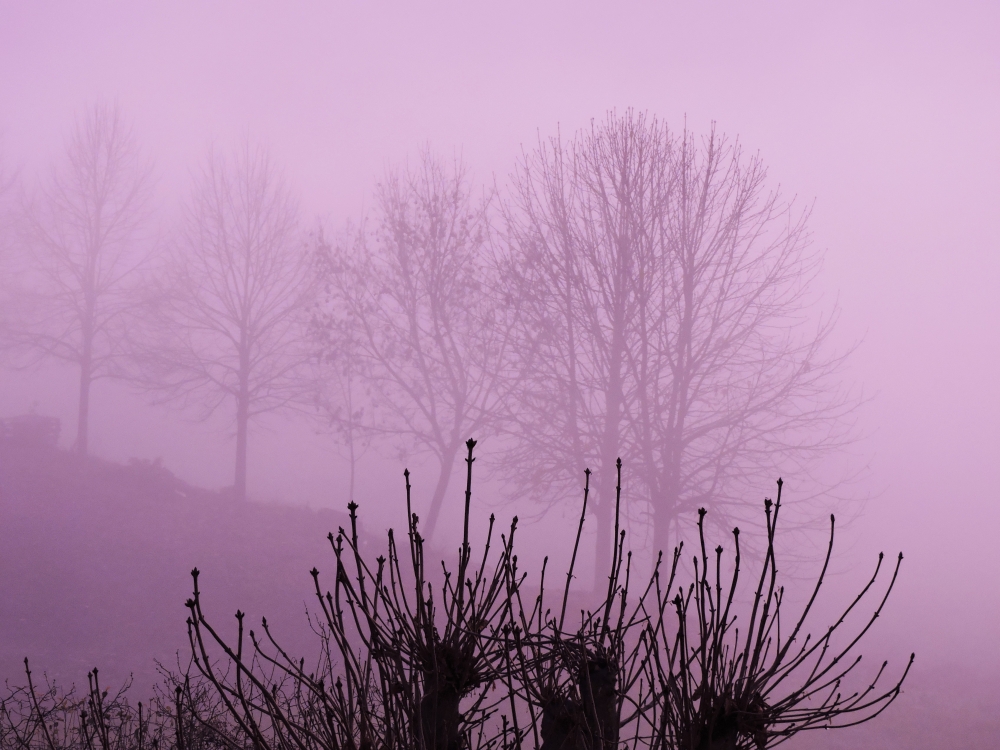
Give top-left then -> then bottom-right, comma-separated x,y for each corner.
3,441 -> 912,749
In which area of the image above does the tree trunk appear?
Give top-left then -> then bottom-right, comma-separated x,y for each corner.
422,441 -> 461,541
581,656 -> 619,750
595,319 -> 626,586
653,266 -> 693,555
654,458 -> 682,554
75,363 -> 91,455
75,338 -> 93,455
419,686 -> 462,750
594,477 -> 616,589
235,395 -> 248,502
234,324 -> 251,502
653,497 -> 673,555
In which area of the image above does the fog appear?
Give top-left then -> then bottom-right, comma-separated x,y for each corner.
0,2 -> 998,747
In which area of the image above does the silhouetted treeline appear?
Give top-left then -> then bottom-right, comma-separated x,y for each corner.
1,107 -> 858,561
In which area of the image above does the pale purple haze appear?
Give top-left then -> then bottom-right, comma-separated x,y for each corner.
1,0 -> 998,736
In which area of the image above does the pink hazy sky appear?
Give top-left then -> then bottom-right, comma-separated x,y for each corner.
1,1 -> 999,665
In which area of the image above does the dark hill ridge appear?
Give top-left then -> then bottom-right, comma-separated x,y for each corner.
0,432 -> 358,696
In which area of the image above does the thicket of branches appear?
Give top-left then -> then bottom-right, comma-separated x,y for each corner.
2,442 -> 911,750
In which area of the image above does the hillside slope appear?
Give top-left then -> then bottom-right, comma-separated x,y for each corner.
0,429 -> 357,696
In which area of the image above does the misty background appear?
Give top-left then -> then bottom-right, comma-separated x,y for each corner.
0,1 -> 998,742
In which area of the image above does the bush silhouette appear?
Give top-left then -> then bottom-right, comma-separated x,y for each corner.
2,440 -> 911,749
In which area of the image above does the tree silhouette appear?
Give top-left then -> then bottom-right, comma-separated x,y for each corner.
496,111 -> 856,573
310,275 -> 377,505
131,140 -> 313,502
0,145 -> 17,249
0,148 -> 18,322
4,102 -> 152,454
314,152 -> 510,539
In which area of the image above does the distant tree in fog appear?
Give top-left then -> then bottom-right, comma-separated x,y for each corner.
131,141 -> 313,502
0,145 -> 17,223
313,152 -> 510,540
3,103 -> 152,454
310,266 -> 376,505
497,111 -> 855,574
0,149 -> 18,268
0,155 -> 15,341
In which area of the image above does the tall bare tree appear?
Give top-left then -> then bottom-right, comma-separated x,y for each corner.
497,112 -> 855,575
497,112 -> 674,577
0,147 -> 18,273
314,152 -> 510,540
0,143 -> 17,227
5,103 -> 152,453
132,141 -> 313,502
627,127 -> 854,552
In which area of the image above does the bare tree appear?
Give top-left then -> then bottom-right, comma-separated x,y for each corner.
313,152 -> 510,540
0,147 -> 18,296
497,112 -> 674,577
5,103 -> 152,454
0,145 -> 17,243
311,270 -> 378,505
132,140 -> 313,502
626,127 -> 855,553
497,111 -> 855,575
